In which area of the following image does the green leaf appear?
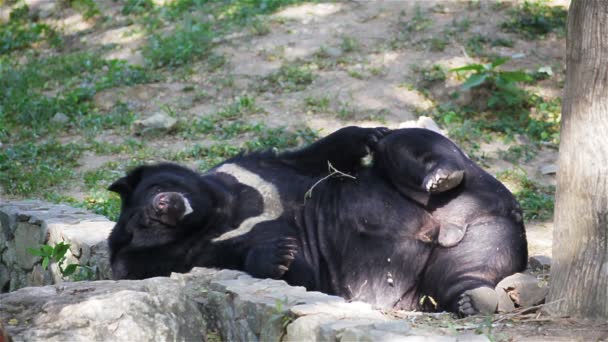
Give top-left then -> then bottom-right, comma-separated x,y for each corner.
461,73 -> 488,89
42,256 -> 49,270
450,64 -> 485,72
42,245 -> 54,257
498,71 -> 532,83
27,247 -> 45,257
63,264 -> 78,276
491,57 -> 509,68
52,242 -> 71,259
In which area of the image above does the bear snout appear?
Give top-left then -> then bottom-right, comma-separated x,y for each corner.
152,192 -> 194,223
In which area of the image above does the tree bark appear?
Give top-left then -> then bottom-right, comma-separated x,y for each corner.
547,0 -> 608,319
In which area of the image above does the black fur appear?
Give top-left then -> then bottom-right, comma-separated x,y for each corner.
108,126 -> 527,314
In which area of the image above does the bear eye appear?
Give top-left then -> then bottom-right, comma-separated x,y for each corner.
152,186 -> 163,194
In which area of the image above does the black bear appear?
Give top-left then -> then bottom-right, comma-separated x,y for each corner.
108,126 -> 527,316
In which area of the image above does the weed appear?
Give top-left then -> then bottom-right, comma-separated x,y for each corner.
0,141 -> 84,196
0,5 -> 61,54
122,0 -> 155,15
502,0 -> 567,39
337,102 -> 356,120
340,36 -> 359,53
403,6 -> 432,33
429,37 -> 448,52
491,37 -> 514,48
414,64 -> 447,88
0,52 -> 154,132
304,96 -> 330,113
390,6 -> 431,49
82,191 -> 122,221
347,69 -> 365,80
250,17 -> 271,36
498,144 -> 537,163
27,242 -> 95,279
451,57 -> 532,108
258,63 -> 315,93
269,297 -> 296,338
144,19 -> 213,68
496,168 -> 554,221
244,126 -> 318,151
67,0 -> 101,19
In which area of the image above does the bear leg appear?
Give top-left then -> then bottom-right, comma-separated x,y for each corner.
457,286 -> 499,317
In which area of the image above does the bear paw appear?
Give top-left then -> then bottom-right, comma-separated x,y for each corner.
364,127 -> 391,152
244,237 -> 299,279
424,169 -> 464,193
457,287 -> 498,317
272,237 -> 298,278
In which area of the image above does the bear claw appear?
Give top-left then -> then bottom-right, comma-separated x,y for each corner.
272,237 -> 298,278
424,169 -> 464,193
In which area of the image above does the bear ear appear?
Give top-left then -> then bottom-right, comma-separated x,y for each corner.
108,176 -> 132,196
108,166 -> 145,196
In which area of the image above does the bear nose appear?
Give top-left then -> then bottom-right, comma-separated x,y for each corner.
154,193 -> 169,212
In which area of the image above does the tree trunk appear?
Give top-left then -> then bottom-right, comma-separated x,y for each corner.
547,0 -> 608,319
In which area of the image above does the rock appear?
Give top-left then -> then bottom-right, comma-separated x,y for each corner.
180,268 -> 339,342
1,201 -> 115,292
0,278 -> 205,341
0,264 -> 9,291
51,112 -> 69,124
496,286 -> 516,313
0,209 -> 16,246
399,116 -> 446,136
495,273 -> 548,308
529,255 -> 551,271
131,112 -> 177,135
47,219 -> 113,269
13,221 -> 47,270
324,47 -> 343,58
540,164 -> 558,175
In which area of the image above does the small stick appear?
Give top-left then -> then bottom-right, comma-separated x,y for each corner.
304,162 -> 356,202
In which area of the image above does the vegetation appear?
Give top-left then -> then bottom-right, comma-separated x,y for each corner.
497,168 -> 555,221
502,0 -> 567,38
27,242 -> 95,280
1,0 -> 565,224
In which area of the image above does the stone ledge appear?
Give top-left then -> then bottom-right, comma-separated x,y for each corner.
2,268 -> 487,341
0,200 -> 113,292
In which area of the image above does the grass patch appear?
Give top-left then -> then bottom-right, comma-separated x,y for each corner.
0,141 -> 84,196
0,4 -> 61,54
304,96 -> 330,114
446,57 -> 560,144
144,19 -> 213,68
0,52 -> 156,133
502,0 -> 567,39
178,96 -> 265,138
257,63 -> 315,93
496,168 -> 555,221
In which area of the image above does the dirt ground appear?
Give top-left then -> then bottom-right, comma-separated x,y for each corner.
4,0 -> 606,340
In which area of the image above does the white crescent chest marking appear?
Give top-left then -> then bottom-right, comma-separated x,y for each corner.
212,163 -> 284,242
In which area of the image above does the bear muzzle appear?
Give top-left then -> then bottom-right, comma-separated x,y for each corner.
151,192 -> 194,226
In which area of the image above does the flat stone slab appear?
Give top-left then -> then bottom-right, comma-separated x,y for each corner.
0,277 -> 205,342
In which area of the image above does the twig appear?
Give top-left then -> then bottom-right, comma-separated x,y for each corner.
492,298 -> 566,324
304,162 -> 356,202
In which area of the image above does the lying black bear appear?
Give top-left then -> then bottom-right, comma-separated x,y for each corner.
108,127 -> 527,316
